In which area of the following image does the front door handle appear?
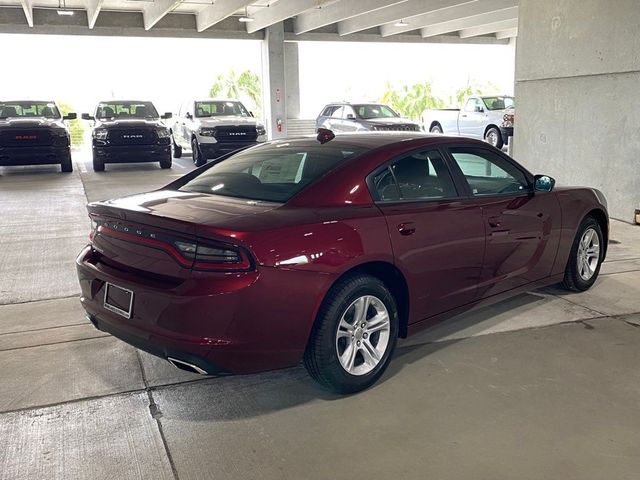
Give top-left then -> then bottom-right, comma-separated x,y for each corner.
398,222 -> 416,236
488,216 -> 502,228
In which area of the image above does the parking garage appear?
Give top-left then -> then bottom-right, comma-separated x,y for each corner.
1,1 -> 640,479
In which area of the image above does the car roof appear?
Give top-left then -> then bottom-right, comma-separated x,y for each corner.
194,98 -> 243,103
269,132 -> 461,150
97,100 -> 155,103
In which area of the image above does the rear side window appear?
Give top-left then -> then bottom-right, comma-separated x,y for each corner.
373,150 -> 458,202
180,142 -> 367,202
321,105 -> 338,116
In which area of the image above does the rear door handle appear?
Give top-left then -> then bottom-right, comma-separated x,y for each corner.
398,222 -> 416,236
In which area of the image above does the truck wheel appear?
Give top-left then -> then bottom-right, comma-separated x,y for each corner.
429,124 -> 442,134
172,139 -> 182,158
192,139 -> 206,167
485,127 -> 504,149
60,152 -> 73,173
303,274 -> 399,394
92,154 -> 105,172
160,153 -> 172,169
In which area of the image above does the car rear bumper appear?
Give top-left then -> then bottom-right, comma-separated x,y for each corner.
93,143 -> 170,163
0,145 -> 70,166
76,245 -> 332,374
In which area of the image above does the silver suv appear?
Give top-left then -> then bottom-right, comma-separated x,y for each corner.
172,98 -> 267,166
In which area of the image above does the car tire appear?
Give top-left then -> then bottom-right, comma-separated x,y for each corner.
561,216 -> 604,292
60,152 -> 73,173
160,153 -> 172,169
484,126 -> 504,149
429,124 -> 442,134
172,138 -> 182,158
303,274 -> 399,394
92,154 -> 105,172
192,138 -> 206,167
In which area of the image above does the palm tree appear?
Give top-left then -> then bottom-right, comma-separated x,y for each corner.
210,70 -> 262,118
380,81 -> 445,121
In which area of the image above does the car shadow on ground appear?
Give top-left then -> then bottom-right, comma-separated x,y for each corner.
148,291 -> 546,422
0,165 -> 65,176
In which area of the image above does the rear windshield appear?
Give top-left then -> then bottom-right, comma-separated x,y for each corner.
96,101 -> 159,120
353,104 -> 399,119
179,141 -> 367,202
0,102 -> 60,119
195,101 -> 249,118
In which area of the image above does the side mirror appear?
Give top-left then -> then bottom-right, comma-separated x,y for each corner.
185,112 -> 193,120
474,105 -> 484,113
81,113 -> 94,121
346,114 -> 356,120
534,174 -> 556,192
63,113 -> 77,121
161,112 -> 172,119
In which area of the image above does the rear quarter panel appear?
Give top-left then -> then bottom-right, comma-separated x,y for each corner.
422,109 -> 460,133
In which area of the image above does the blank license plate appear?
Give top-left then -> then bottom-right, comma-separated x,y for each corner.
104,283 -> 133,319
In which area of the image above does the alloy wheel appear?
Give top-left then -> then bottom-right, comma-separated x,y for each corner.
335,295 -> 391,376
577,227 -> 600,281
486,130 -> 499,146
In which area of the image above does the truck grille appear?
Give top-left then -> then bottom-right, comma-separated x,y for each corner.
109,129 -> 156,145
213,126 -> 258,143
0,129 -> 53,147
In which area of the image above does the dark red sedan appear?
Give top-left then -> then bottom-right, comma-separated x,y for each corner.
76,132 -> 608,393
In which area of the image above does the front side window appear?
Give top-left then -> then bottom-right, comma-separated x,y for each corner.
373,150 -> 458,202
195,101 -> 249,118
96,101 -> 159,120
354,104 -> 398,119
449,148 -> 530,196
179,141 -> 367,202
0,102 -> 60,119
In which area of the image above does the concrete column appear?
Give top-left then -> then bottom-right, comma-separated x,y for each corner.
513,0 -> 640,221
261,22 -> 287,139
284,42 -> 301,120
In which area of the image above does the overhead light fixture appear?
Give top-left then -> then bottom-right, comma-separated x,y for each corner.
394,19 -> 409,27
239,6 -> 254,22
57,0 -> 74,15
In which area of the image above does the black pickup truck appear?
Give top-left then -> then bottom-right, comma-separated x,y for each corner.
0,101 -> 75,172
82,101 -> 172,172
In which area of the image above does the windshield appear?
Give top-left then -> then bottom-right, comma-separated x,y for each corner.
481,96 -> 514,111
96,101 -> 159,120
0,102 -> 60,119
179,141 -> 367,202
195,101 -> 250,118
353,104 -> 399,120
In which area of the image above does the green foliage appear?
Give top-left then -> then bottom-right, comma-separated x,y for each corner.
57,101 -> 84,146
379,81 -> 445,121
209,70 -> 262,119
449,78 -> 501,107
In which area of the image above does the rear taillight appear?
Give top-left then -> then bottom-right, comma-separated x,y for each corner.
174,241 -> 251,271
93,219 -> 252,272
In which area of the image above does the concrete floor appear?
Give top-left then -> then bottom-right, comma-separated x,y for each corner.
1,152 -> 640,479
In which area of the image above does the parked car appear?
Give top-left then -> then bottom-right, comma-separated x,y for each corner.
316,102 -> 421,133
0,100 -> 75,172
501,106 -> 515,145
76,132 -> 608,394
82,100 -> 173,172
422,95 -> 514,148
172,98 -> 267,167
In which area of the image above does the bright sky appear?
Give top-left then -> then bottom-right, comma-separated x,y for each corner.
0,33 -> 514,119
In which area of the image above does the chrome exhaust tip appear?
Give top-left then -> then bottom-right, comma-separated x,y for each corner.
167,357 -> 208,375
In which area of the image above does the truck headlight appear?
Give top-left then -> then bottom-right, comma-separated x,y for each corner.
94,129 -> 108,140
156,127 -> 170,138
256,124 -> 266,136
199,127 -> 217,137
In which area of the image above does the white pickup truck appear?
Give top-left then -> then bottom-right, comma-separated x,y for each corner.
422,95 -> 514,149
